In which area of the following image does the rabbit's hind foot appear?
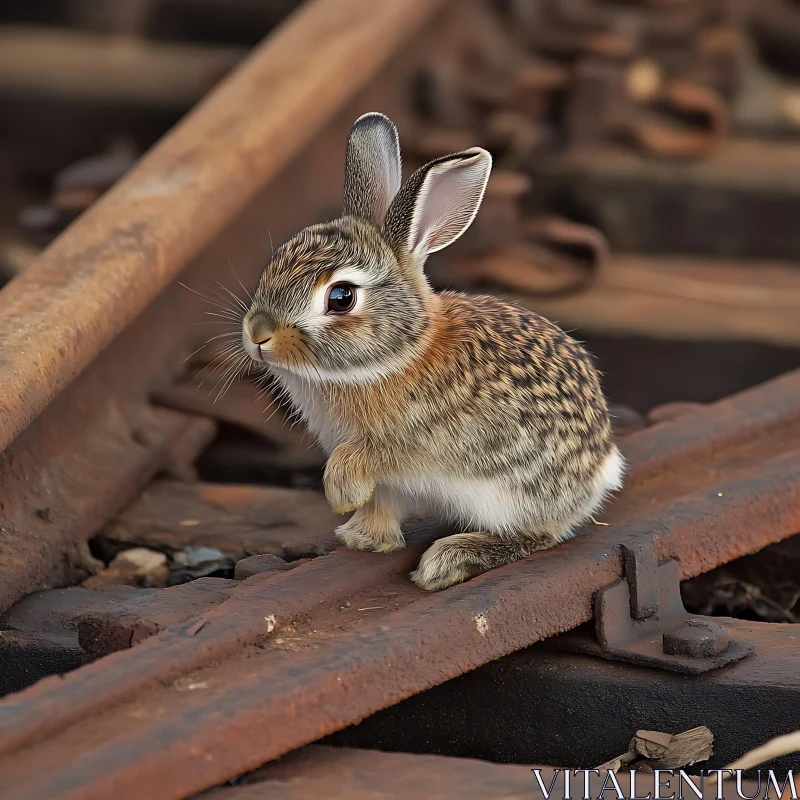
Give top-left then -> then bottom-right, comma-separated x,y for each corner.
410,531 -> 550,591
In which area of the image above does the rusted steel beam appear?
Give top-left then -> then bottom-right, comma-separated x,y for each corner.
0,370 -> 798,799
209,747 -> 548,800
329,618 -> 800,771
0,0 -> 452,454
203,746 -> 761,800
0,0 -> 467,613
0,26 -> 244,106
435,253 -> 800,347
0,579 -> 236,694
0,406 -> 216,612
532,139 -> 800,259
102,479 -> 339,558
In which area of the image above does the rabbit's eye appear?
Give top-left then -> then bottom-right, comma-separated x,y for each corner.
325,283 -> 356,314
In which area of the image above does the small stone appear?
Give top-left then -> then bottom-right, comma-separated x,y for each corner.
180,546 -> 227,568
234,554 -> 292,580
282,542 -> 329,560
83,547 -> 168,589
116,548 -> 168,574
172,546 -> 234,581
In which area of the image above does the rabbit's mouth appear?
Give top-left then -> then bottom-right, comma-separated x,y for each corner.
241,329 -> 267,364
242,321 -> 321,376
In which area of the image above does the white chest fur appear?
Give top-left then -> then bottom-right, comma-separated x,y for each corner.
273,371 -> 341,454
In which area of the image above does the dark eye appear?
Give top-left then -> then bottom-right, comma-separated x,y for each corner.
325,282 -> 356,314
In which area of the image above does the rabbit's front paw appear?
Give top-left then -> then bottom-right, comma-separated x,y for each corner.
335,506 -> 405,553
324,443 -> 376,514
326,478 -> 374,515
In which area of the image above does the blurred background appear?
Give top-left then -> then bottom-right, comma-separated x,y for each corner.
0,0 -> 799,740
0,0 -> 799,426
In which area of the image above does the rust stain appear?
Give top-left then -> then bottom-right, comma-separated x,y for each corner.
0,0 -> 460,616
0,0 -> 453,454
0,369 -> 797,798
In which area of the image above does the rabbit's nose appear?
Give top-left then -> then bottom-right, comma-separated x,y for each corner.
243,313 -> 273,346
242,312 -> 275,362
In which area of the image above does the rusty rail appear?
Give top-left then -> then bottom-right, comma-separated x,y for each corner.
0,0 -> 449,452
0,0 -> 799,796
0,0 -> 466,613
201,746 -> 762,799
0,368 -> 798,798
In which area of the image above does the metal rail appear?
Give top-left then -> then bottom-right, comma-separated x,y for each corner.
0,0 -> 464,613
200,746 -> 760,799
329,618 -> 800,770
0,0 -> 798,796
0,0 -> 449,451
0,369 -> 798,798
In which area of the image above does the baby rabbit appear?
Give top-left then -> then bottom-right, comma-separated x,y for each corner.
242,112 -> 623,591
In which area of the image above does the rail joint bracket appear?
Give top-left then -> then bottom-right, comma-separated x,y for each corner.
562,539 -> 754,674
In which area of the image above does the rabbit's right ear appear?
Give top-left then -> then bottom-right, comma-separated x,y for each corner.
383,148 -> 492,265
343,113 -> 402,224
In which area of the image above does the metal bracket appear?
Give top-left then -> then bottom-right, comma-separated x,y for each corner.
562,538 -> 754,674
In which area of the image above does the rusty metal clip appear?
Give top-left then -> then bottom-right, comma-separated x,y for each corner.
563,539 -> 754,674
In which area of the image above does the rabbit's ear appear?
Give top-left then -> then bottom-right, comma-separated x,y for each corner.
383,148 -> 492,261
343,113 -> 402,224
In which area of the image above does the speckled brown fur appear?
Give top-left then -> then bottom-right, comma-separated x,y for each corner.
241,113 -> 624,591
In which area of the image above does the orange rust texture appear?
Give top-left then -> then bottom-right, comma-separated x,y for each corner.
0,0 -> 451,453
0,0 -> 466,615
0,370 -> 797,799
205,746 -> 763,800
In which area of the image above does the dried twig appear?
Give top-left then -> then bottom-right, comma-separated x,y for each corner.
725,730 -> 800,772
704,730 -> 800,797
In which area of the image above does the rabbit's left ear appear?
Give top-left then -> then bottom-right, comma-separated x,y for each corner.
343,112 -> 402,224
383,147 -> 492,261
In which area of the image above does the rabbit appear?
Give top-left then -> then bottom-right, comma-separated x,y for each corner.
241,112 -> 624,591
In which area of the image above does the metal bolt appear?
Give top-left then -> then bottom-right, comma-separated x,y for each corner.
663,618 -> 730,658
